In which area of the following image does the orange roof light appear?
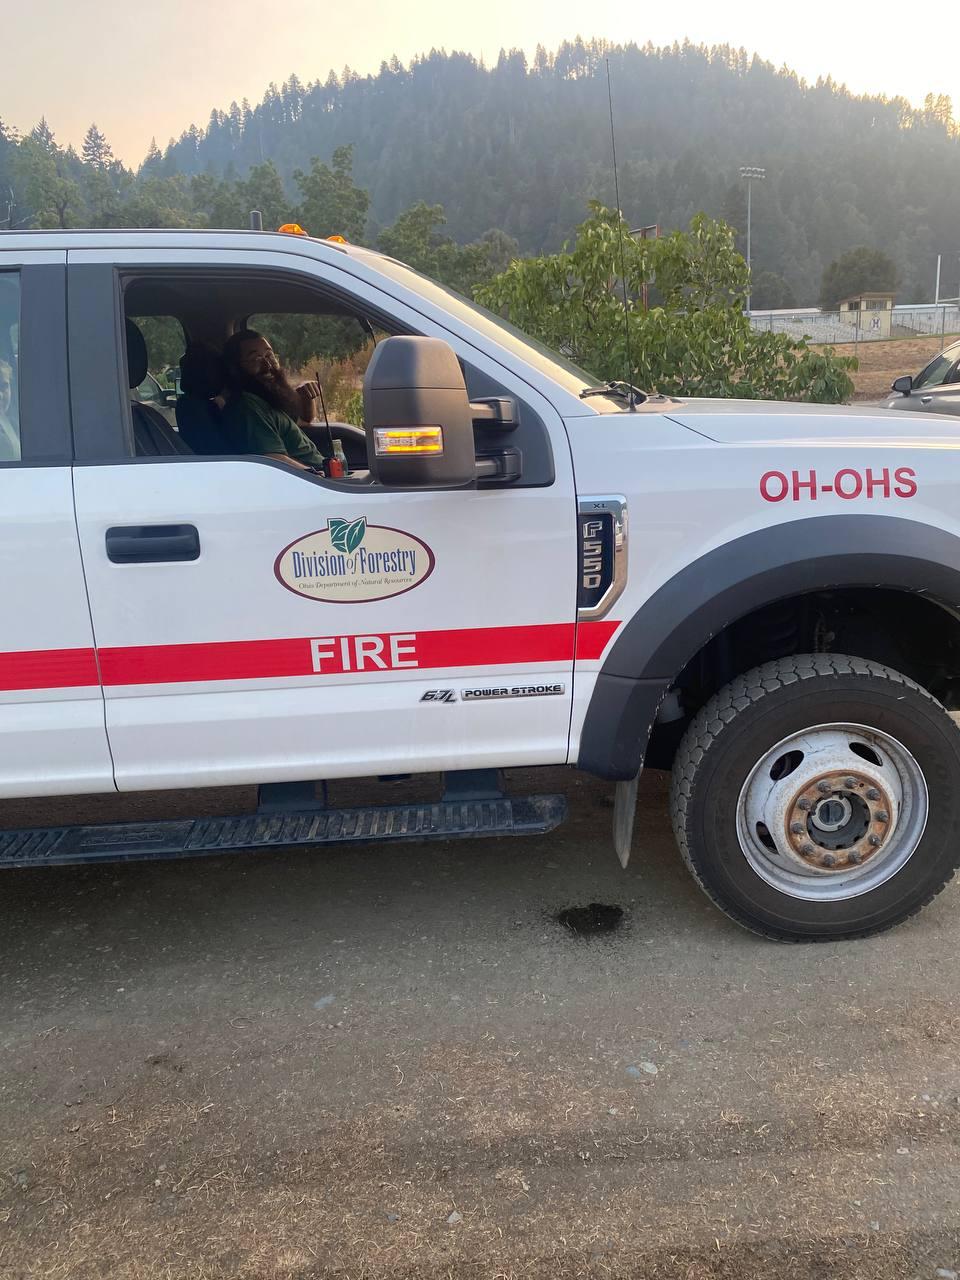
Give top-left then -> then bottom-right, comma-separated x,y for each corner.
278,222 -> 308,236
327,234 -> 348,244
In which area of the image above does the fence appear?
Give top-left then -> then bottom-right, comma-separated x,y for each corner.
748,304 -> 960,345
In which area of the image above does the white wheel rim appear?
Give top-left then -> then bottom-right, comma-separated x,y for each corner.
736,723 -> 929,901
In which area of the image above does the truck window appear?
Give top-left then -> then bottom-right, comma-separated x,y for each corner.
0,274 -> 21,463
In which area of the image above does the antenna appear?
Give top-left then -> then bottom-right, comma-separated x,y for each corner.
605,57 -> 637,410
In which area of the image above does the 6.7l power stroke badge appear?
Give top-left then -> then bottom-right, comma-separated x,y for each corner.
275,517 -> 435,603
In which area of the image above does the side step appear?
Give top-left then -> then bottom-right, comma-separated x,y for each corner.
0,793 -> 567,870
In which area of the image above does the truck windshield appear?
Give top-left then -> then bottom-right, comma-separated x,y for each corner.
363,254 -> 603,396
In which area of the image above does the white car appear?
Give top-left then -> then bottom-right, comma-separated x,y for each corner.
2,228 -> 960,942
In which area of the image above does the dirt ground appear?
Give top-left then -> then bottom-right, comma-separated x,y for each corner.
814,333 -> 960,402
1,768 -> 959,1279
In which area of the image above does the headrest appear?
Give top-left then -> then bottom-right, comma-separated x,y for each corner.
179,344 -> 226,399
125,318 -> 148,389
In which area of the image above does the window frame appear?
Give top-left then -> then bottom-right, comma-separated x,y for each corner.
0,263 -> 72,467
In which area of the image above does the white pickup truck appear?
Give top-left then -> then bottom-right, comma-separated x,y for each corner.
2,228 -> 960,942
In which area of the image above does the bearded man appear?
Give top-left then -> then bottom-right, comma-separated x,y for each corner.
220,329 -> 327,471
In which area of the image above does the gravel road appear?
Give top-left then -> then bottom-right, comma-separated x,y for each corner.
1,768 -> 958,1279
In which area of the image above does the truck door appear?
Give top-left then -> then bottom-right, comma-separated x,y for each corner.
0,253 -> 113,798
67,250 -> 579,792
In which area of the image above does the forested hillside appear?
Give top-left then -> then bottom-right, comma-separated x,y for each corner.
3,38 -> 959,304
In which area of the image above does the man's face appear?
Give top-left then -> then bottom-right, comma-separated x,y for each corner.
232,336 -> 302,419
237,336 -> 281,380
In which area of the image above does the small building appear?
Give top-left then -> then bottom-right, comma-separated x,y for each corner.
837,291 -> 896,337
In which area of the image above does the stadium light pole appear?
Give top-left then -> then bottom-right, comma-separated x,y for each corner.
739,166 -> 766,313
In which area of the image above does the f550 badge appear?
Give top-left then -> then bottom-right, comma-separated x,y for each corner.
760,466 -> 917,503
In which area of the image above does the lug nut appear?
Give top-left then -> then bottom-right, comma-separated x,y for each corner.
866,788 -> 880,801
817,780 -> 832,794
822,853 -> 837,868
798,798 -> 812,811
869,834 -> 882,847
876,810 -> 889,823
790,821 -> 804,835
801,843 -> 815,855
844,777 -> 858,789
848,850 -> 862,864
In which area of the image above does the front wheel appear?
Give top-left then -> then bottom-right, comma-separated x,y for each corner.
670,655 -> 960,941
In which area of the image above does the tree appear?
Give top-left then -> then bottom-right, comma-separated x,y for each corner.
82,124 -> 113,170
378,203 -> 517,294
29,118 -> 56,152
130,39 -> 960,305
751,271 -> 796,310
294,144 -> 369,242
11,136 -> 82,228
119,176 -> 196,228
819,247 -> 899,309
140,138 -> 163,175
477,228 -> 520,276
478,203 -> 855,403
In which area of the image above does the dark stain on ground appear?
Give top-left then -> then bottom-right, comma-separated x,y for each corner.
554,902 -> 625,936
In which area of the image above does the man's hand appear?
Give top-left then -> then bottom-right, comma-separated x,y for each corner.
296,381 -> 322,424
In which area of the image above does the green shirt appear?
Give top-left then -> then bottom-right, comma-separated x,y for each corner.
223,391 -> 325,467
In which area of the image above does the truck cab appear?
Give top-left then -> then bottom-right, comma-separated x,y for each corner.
4,229 -> 960,942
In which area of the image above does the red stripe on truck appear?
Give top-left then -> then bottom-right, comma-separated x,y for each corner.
0,647 -> 100,692
0,620 -> 621,692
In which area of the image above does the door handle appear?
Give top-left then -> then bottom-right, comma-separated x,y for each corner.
106,524 -> 200,564
921,395 -> 933,404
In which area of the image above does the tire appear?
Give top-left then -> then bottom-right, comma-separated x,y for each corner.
669,655 -> 960,941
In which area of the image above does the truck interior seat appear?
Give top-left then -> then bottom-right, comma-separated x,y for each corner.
175,344 -> 232,455
126,319 -> 193,457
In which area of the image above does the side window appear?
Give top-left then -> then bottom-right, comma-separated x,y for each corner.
0,274 -> 21,462
914,345 -> 960,391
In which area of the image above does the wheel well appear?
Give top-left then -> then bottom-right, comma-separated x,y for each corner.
645,588 -> 960,769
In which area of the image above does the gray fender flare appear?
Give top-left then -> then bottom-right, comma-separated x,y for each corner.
577,514 -> 960,780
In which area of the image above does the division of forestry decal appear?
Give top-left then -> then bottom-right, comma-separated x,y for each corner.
275,517 -> 435,603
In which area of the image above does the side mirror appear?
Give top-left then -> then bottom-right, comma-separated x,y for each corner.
892,374 -> 913,395
363,336 -> 476,488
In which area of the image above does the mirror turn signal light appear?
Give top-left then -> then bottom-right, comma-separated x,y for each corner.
374,427 -> 444,456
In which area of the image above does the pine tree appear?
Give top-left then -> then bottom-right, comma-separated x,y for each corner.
82,123 -> 113,169
30,117 -> 56,152
140,137 -> 162,174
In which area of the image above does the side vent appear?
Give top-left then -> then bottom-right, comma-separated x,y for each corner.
578,496 -> 628,620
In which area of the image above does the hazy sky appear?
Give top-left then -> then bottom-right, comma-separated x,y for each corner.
4,1 -> 954,165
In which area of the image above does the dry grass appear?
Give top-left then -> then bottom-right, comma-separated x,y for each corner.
814,333 -> 960,402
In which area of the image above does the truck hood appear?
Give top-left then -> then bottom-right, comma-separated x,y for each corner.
663,398 -> 960,446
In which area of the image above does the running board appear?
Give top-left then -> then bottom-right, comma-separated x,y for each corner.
0,794 -> 567,869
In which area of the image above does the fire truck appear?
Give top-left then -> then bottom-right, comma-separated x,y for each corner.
2,227 -> 959,941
